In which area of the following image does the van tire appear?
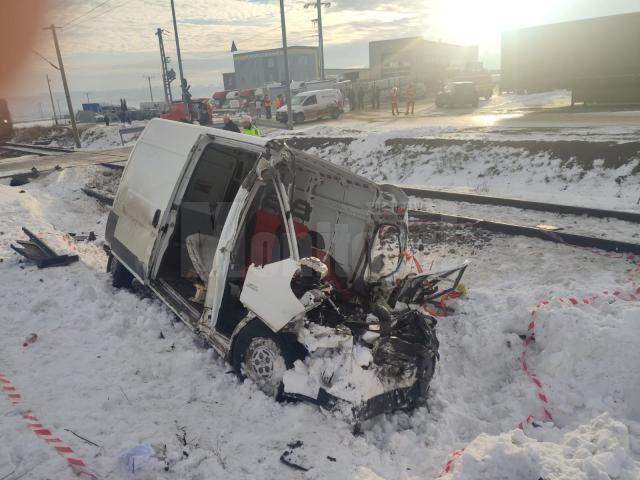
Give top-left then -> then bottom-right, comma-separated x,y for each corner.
107,254 -> 134,289
330,109 -> 340,119
294,113 -> 304,124
232,321 -> 301,399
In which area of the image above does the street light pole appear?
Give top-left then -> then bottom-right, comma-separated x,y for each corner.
279,0 -> 293,130
46,74 -> 59,126
316,1 -> 325,80
44,24 -> 81,148
170,0 -> 190,120
144,75 -> 154,102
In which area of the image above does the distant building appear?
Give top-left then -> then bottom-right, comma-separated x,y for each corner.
369,37 -> 478,80
233,46 -> 320,89
501,12 -> 640,104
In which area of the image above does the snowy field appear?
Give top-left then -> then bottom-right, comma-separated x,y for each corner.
278,125 -> 640,212
1,110 -> 640,479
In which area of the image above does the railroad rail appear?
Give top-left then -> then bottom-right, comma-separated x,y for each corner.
402,186 -> 640,224
409,209 -> 640,255
0,142 -> 74,157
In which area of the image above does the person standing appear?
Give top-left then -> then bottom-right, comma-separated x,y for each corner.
374,83 -> 381,109
390,86 -> 399,116
347,87 -> 355,112
357,86 -> 365,111
222,114 -> 240,133
405,83 -> 416,115
104,114 -> 110,126
371,84 -> 376,110
255,97 -> 263,119
264,95 -> 272,119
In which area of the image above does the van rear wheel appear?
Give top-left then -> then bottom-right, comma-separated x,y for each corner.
107,254 -> 134,289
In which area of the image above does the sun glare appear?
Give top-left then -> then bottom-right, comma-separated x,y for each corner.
430,0 -> 555,46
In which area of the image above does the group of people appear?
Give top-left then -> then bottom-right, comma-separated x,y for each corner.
348,83 -> 417,116
222,114 -> 261,136
254,94 -> 287,120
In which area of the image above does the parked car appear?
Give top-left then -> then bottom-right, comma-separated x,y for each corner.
276,89 -> 344,124
435,82 -> 480,108
105,119 -> 466,422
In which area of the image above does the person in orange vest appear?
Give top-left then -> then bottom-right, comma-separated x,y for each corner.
405,83 -> 416,115
264,94 -> 272,119
390,86 -> 399,116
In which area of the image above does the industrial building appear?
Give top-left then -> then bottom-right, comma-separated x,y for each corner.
368,37 -> 478,80
233,46 -> 320,90
501,12 -> 640,104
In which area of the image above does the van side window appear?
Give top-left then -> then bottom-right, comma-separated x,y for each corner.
304,95 -> 317,106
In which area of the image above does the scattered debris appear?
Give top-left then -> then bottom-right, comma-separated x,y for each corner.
22,333 -> 38,347
10,227 -> 78,268
64,428 -> 101,448
68,231 -> 96,242
118,444 -> 155,473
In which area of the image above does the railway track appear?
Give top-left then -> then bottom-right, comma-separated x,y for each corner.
402,186 -> 640,224
0,142 -> 74,157
409,209 -> 640,255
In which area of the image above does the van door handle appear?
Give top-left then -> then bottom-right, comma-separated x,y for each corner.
152,209 -> 161,227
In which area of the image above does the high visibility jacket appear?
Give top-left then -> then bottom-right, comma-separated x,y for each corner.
264,98 -> 272,107
242,126 -> 261,136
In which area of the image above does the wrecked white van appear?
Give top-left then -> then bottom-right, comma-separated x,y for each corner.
105,119 -> 466,421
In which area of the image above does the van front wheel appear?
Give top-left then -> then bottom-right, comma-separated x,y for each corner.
294,113 -> 304,124
107,254 -> 134,289
330,109 -> 340,119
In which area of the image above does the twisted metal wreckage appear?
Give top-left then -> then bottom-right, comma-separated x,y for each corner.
96,119 -> 468,422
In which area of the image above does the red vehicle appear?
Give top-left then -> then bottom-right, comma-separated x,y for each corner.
161,99 -> 212,124
0,99 -> 13,142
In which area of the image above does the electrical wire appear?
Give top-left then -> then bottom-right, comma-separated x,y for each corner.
61,0 -> 112,28
63,0 -> 131,31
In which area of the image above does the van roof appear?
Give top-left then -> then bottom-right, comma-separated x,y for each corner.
295,89 -> 340,96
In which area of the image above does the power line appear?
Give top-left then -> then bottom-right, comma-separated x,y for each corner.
64,0 -> 130,30
62,0 -> 111,28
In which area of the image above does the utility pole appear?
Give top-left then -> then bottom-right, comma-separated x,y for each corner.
46,74 -> 59,126
143,75 -> 154,102
279,0 -> 293,130
170,0 -> 189,120
44,24 -> 81,148
305,1 -> 329,80
85,92 -> 90,103
156,28 -> 173,104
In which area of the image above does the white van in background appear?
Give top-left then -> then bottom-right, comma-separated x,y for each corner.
276,89 -> 344,124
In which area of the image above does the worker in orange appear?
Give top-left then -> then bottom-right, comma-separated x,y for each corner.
264,94 -> 272,119
405,83 -> 416,115
390,86 -> 399,116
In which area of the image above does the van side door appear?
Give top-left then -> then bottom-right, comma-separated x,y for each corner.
106,120 -> 206,281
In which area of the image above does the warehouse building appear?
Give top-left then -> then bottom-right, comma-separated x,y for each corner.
369,37 -> 478,80
501,12 -> 640,104
233,46 -> 320,89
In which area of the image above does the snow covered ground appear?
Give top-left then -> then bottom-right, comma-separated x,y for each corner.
1,156 -> 639,479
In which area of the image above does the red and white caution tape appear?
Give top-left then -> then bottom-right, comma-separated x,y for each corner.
437,254 -> 640,478
0,372 -> 97,479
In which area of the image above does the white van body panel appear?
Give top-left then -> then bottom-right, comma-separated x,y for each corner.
109,118 -> 266,279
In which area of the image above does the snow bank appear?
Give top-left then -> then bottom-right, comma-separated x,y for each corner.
447,414 -> 639,480
280,126 -> 640,211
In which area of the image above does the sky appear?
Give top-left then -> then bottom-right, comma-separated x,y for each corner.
5,0 -> 640,118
